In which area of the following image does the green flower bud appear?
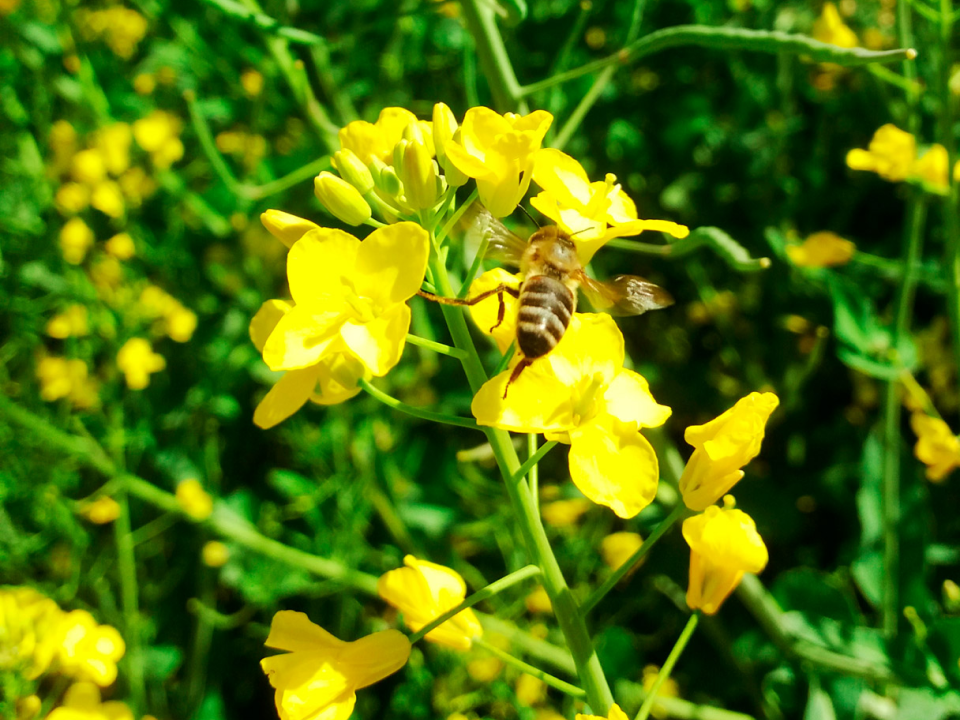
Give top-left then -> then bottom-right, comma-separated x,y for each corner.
333,149 -> 374,195
314,171 -> 372,226
260,209 -> 320,249
377,165 -> 403,197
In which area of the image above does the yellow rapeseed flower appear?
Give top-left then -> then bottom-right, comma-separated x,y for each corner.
201,541 -> 230,567
249,299 -> 369,428
846,124 -> 917,182
0,587 -> 65,680
260,210 -> 321,249
444,106 -> 553,217
525,586 -> 553,614
92,123 -> 132,177
165,303 -> 197,343
46,305 -> 89,339
116,338 -> 165,390
176,478 -> 213,520
467,268 -> 523,353
83,497 -> 121,525
678,392 -> 779,511
910,144 -> 955,193
472,313 -> 671,518
683,496 -> 768,615
104,232 -> 136,260
531,149 -> 689,263
261,223 -> 429,377
90,181 -> 125,218
785,231 -> 855,268
55,182 -> 90,214
35,357 -> 99,409
812,3 -> 857,48
641,664 -> 680,719
133,110 -> 184,169
600,531 -> 644,572
70,149 -> 107,185
241,68 -> 264,97
467,656 -> 503,681
338,107 -> 431,167
541,498 -> 592,527
60,218 -> 95,265
576,704 -> 630,720
910,413 -> 960,482
46,682 -> 133,720
377,555 -> 482,651
261,610 -> 410,720
516,673 -> 546,706
57,611 -> 125,686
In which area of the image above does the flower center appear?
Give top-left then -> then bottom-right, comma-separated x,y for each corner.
344,293 -> 377,324
572,372 -> 606,426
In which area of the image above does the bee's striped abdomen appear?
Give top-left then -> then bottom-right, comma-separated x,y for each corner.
516,275 -> 574,359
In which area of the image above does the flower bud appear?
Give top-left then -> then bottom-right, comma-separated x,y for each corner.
432,102 -> 458,166
260,209 -> 320,248
371,157 -> 403,197
400,140 -> 440,210
440,128 -> 469,188
314,171 -> 372,226
333,148 -> 374,195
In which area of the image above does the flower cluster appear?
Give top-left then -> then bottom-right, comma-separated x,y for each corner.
910,412 -> 960,482
847,124 -> 959,194
677,393 -> 778,614
75,6 -> 148,59
786,231 -> 856,268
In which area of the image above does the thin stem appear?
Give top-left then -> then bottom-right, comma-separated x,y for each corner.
521,26 -> 916,97
409,565 -> 541,643
474,639 -> 587,698
360,378 -> 479,430
457,0 -> 528,112
114,491 -> 146,713
581,503 -> 688,615
634,614 -> 700,720
202,0 -> 328,45
405,333 -> 468,359
512,439 -> 559,484
527,434 -> 540,515
437,188 -> 479,246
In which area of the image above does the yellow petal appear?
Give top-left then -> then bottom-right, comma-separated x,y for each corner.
568,416 -> 659,518
477,171 -> 524,218
353,222 -> 430,306
545,314 -> 623,388
311,353 -> 367,406
250,299 -> 293,353
682,505 -> 768,573
467,268 -> 522,352
471,358 -> 575,433
254,367 -> 320,429
340,303 -> 410,376
262,303 -> 346,371
339,629 -> 411,690
601,369 -> 671,429
533,148 -> 592,206
444,138 -> 493,179
287,229 -> 359,306
262,654 -> 352,719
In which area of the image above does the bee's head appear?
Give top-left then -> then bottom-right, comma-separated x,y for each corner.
528,226 -> 579,270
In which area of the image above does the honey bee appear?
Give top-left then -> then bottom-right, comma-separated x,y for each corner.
420,204 -> 674,395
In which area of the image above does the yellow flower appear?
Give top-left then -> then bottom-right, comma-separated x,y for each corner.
377,555 -> 482,651
241,68 -> 264,97
92,123 -> 132,177
444,106 -> 553,217
678,392 -> 779,511
57,611 -> 126,686
133,110 -> 184,169
812,3 -> 857,48
641,664 -> 680,719
83,497 -> 120,525
261,223 -> 429,377
201,541 -> 230,567
261,210 -> 321,249
0,587 -> 65,679
467,268 -> 523,353
467,656 -> 503,681
176,478 -> 213,520
600,532 -> 644,572
116,338 -> 165,390
90,181 -> 125,218
249,299 -> 369,428
785,231 -> 855,268
515,673 -> 546,706
531,149 -> 689,263
46,305 -> 89,339
46,682 -> 133,720
56,183 -> 91,214
16,694 -> 41,720
576,703 -> 629,720
36,357 -> 99,409
60,218 -> 95,265
165,304 -> 197,343
70,149 -> 107,185
261,610 -> 410,720
432,102 -> 468,187
846,124 -> 916,182
524,586 -> 553,614
472,313 -> 671,518
683,497 -> 768,615
541,498 -> 592,527
133,73 -> 155,95
138,285 -> 177,318
911,144 -> 950,193
338,107 -> 430,167
910,413 -> 960,482
104,233 -> 136,260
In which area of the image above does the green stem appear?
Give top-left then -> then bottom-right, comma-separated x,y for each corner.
202,0 -> 328,45
474,639 -> 587,698
437,188 -> 479,246
405,333 -> 468,360
409,565 -> 541,643
114,491 -> 146,713
527,434 -> 540,514
634,614 -> 700,720
581,503 -> 688,615
457,0 -> 528,112
521,26 -> 916,96
428,252 -> 615,713
360,378 -> 480,430
512,440 -> 559,484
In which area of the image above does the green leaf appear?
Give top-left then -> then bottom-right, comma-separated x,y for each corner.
803,678 -> 836,720
143,645 -> 183,682
267,469 -> 316,499
852,551 -> 883,608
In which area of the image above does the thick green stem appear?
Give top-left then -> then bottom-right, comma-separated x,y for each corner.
428,254 -> 614,713
457,0 -> 528,113
114,491 -> 146,713
581,503 -> 688,615
409,565 -> 541,643
635,613 -> 700,720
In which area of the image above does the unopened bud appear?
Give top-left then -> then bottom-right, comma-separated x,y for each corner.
432,102 -> 458,166
314,171 -> 372,226
441,128 -> 469,188
377,164 -> 403,197
400,140 -> 439,210
333,149 -> 374,194
260,209 -> 320,248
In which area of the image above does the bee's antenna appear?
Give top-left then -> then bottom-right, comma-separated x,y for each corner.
516,204 -> 541,229
568,226 -> 592,237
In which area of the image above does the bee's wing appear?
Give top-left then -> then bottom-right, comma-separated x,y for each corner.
578,273 -> 674,316
460,201 -> 528,267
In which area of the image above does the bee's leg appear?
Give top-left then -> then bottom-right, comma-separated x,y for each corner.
417,283 -> 519,336
489,285 -> 520,333
502,357 -> 532,399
